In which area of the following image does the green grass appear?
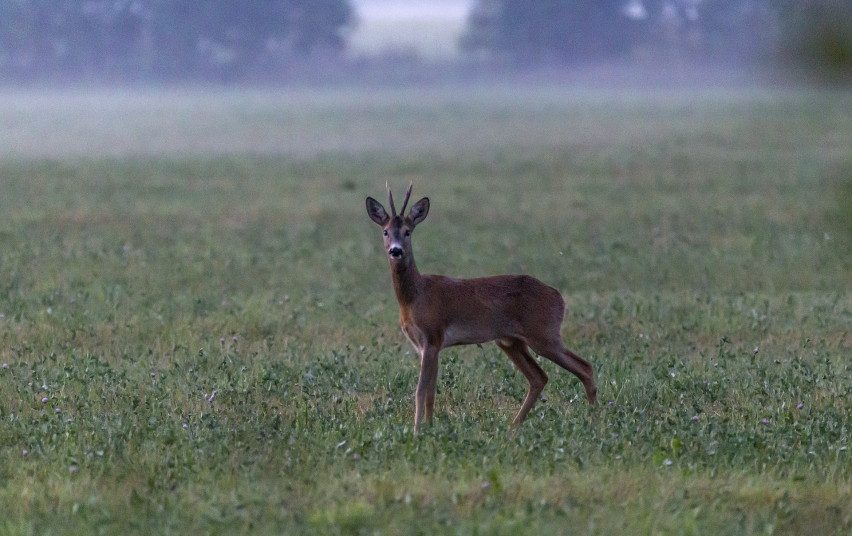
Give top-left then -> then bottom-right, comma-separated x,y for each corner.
0,87 -> 849,534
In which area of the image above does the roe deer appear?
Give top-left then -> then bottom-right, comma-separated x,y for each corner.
366,183 -> 597,433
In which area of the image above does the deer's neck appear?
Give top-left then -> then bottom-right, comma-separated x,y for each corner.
390,255 -> 421,305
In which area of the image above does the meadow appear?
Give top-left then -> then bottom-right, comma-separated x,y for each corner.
0,86 -> 849,534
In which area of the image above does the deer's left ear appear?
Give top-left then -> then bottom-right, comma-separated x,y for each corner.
408,197 -> 429,227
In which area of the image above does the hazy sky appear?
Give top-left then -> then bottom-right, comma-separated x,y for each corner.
349,0 -> 473,58
353,0 -> 472,21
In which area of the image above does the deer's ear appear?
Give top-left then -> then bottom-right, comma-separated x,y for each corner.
408,197 -> 429,227
366,196 -> 390,226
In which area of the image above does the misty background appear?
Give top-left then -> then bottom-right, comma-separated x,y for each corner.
0,0 -> 849,85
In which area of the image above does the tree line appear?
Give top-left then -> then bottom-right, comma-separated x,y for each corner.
0,1 -> 847,82
463,1 -> 848,72
0,0 -> 353,81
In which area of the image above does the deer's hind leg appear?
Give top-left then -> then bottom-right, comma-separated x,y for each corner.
497,338 -> 548,426
528,336 -> 597,405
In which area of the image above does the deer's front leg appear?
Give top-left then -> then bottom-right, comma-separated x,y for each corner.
414,345 -> 439,434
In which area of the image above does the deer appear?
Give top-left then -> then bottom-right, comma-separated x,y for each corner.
366,183 -> 598,434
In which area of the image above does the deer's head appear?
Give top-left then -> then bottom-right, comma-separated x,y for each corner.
366,182 -> 429,264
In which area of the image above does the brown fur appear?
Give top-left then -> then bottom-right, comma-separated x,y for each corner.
367,188 -> 597,433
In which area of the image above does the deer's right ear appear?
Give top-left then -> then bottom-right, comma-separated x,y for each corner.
366,196 -> 390,226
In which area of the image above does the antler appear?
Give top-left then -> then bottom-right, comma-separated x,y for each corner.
386,180 -> 397,217
400,182 -> 413,215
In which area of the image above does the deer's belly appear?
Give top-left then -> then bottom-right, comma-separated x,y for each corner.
442,323 -> 494,348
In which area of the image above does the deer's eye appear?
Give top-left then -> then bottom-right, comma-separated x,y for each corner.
382,230 -> 388,236
404,230 -> 410,237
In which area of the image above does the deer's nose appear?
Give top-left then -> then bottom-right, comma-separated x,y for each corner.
388,246 -> 403,258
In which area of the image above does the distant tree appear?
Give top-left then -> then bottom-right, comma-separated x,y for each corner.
138,0 -> 354,78
0,0 -> 354,81
460,0 -> 645,64
655,0 -> 850,75
773,0 -> 850,81
0,1 -> 153,76
0,1 -> 76,75
692,0 -> 780,58
461,0 -> 843,67
187,1 -> 352,67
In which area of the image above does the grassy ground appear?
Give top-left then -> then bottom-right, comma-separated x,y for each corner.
0,87 -> 849,534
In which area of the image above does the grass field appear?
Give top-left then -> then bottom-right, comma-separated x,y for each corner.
0,86 -> 849,534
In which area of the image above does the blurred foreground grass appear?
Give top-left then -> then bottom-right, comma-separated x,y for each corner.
0,87 -> 849,534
